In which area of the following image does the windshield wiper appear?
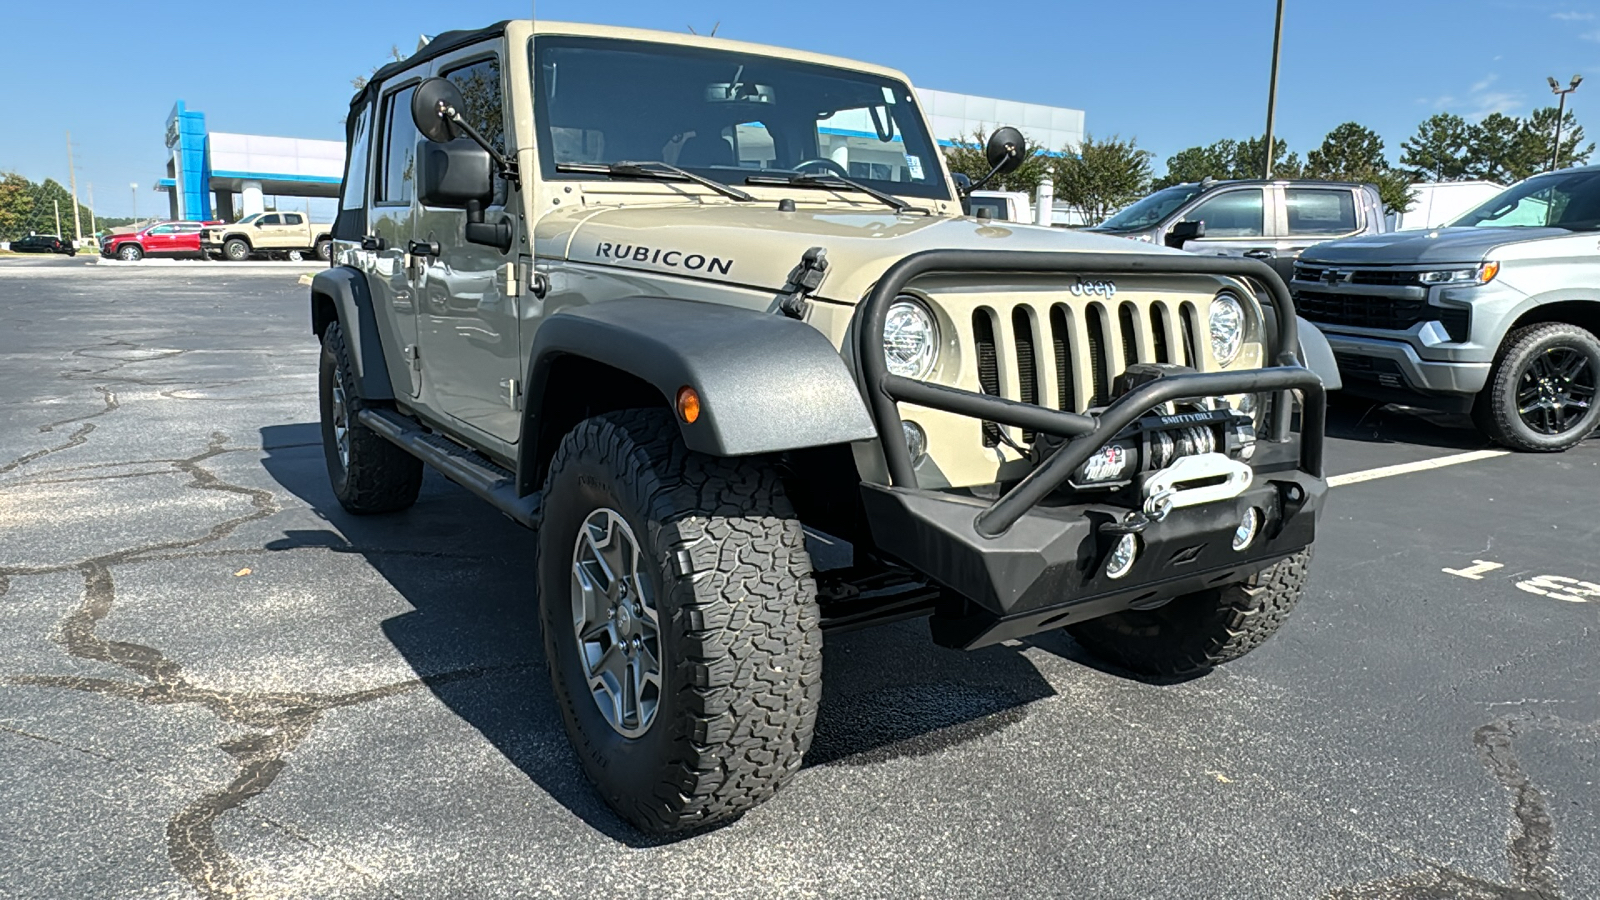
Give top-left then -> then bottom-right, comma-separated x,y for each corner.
555,161 -> 755,202
745,172 -> 926,214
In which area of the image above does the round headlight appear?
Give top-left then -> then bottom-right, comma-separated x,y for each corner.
1209,293 -> 1245,366
884,299 -> 939,380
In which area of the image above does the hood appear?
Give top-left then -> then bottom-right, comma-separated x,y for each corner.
539,205 -> 1176,303
1300,226 -> 1571,266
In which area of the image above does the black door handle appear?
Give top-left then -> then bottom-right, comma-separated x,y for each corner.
1243,249 -> 1276,260
408,240 -> 441,257
360,235 -> 386,251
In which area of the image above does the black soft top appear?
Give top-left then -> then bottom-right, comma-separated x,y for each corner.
347,20 -> 511,115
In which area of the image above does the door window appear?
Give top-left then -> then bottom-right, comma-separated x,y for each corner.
282,213 -> 304,225
342,103 -> 373,210
377,84 -> 419,205
442,57 -> 506,203
1183,189 -> 1265,238
148,225 -> 176,234
1286,189 -> 1358,235
257,214 -> 282,226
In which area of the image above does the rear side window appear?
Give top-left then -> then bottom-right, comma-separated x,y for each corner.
378,84 -> 419,204
283,213 -> 304,225
342,103 -> 373,210
1184,189 -> 1265,238
1286,189 -> 1358,235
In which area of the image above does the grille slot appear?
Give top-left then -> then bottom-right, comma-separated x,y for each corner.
1086,305 -> 1110,407
1181,303 -> 1200,367
1118,303 -> 1139,369
972,309 -> 1003,447
1049,305 -> 1076,414
1151,306 -> 1171,363
1012,308 -> 1040,442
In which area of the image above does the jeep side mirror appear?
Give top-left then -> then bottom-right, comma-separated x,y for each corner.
1167,219 -> 1205,248
960,127 -> 1027,196
411,77 -> 466,144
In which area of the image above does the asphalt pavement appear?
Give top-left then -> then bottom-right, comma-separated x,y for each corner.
1,260 -> 1596,900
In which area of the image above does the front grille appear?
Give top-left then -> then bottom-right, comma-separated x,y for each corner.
968,298 -> 1205,446
1295,265 -> 1421,287
1295,290 -> 1429,332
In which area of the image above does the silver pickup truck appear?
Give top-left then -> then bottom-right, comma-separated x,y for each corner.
1293,167 -> 1600,451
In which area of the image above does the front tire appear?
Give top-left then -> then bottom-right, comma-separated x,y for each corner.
118,244 -> 143,261
1474,322 -> 1600,452
538,408 -> 822,834
317,322 -> 423,514
223,238 -> 250,261
1067,549 -> 1311,677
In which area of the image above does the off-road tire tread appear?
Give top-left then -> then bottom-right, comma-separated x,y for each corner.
1067,549 -> 1311,677
320,322 -> 423,514
1476,322 -> 1600,453
539,408 -> 822,834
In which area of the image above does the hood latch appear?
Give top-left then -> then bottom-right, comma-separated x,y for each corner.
778,246 -> 829,319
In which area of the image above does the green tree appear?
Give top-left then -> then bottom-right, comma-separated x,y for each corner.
1050,133 -> 1153,224
1522,106 -> 1595,170
1236,136 -> 1303,179
0,173 -> 29,240
1400,113 -> 1471,181
1306,122 -> 1414,214
1465,113 -> 1537,183
1153,136 -> 1301,188
942,128 -> 1053,195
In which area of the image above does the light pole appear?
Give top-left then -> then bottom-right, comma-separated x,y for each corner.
1262,0 -> 1286,178
1547,74 -> 1583,171
130,182 -> 138,222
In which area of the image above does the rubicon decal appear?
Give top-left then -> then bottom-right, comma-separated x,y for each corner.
593,242 -> 733,276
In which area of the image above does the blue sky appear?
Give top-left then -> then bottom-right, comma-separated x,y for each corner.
3,0 -> 1599,218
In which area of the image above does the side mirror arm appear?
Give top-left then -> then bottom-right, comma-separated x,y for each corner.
959,149 -> 1015,197
433,100 -> 520,188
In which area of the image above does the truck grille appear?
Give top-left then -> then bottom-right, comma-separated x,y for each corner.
1294,265 -> 1421,287
969,298 -> 1205,445
1295,290 -> 1428,331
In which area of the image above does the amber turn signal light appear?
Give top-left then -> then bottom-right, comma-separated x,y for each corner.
676,386 -> 701,423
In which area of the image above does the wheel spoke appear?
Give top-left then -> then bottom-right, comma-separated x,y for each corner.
569,507 -> 663,738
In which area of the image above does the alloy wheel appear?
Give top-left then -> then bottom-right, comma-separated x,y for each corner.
1517,346 -> 1596,435
329,381 -> 350,469
570,508 -> 661,738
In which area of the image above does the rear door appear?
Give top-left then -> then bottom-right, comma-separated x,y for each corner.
413,44 -> 523,444
367,76 -> 425,397
1279,186 -> 1365,281
280,212 -> 309,248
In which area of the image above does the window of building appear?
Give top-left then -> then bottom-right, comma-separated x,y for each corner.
1286,189 -> 1357,235
1183,189 -> 1265,238
378,84 -> 419,204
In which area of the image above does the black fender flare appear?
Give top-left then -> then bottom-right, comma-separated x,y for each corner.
310,266 -> 395,400
1296,316 -> 1342,391
521,297 -> 877,484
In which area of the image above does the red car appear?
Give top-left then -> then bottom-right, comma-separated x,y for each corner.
100,221 -> 219,261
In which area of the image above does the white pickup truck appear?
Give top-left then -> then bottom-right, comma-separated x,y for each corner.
202,212 -> 333,261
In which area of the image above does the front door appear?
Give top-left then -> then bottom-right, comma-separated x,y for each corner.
1172,187 -> 1275,266
413,48 -> 522,444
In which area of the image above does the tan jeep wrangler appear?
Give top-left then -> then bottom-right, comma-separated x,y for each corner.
310,19 -> 1331,835
203,211 -> 333,261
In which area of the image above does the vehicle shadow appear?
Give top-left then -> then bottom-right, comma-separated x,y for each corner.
257,422 -> 1062,846
1323,396 -> 1492,450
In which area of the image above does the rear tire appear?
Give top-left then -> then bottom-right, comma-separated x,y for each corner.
315,239 -> 332,261
1474,322 -> 1600,452
318,322 -> 423,514
223,238 -> 250,261
537,408 -> 822,834
1067,549 -> 1311,677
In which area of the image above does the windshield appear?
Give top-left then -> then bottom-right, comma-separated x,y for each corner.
1451,170 -> 1600,230
531,36 -> 949,200
1095,184 -> 1207,231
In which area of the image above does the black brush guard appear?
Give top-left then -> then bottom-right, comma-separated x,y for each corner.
851,251 -> 1327,648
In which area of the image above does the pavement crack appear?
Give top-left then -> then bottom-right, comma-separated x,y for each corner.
0,386 -> 119,476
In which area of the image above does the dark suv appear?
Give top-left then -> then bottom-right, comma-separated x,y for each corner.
7,234 -> 77,255
1089,179 -> 1387,283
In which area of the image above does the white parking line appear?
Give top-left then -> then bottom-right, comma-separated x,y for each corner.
1327,449 -> 1510,487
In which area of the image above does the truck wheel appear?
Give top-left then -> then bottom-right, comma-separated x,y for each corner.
1474,322 -> 1600,452
117,244 -> 143,261
537,408 -> 822,834
315,239 -> 332,261
223,238 -> 250,261
317,322 -> 423,514
1067,549 -> 1311,677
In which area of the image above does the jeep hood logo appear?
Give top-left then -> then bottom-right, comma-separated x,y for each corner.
594,242 -> 733,277
1069,277 -> 1116,298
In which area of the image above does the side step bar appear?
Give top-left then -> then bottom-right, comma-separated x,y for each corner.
357,407 -> 542,528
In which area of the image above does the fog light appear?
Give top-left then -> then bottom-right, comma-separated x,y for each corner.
1233,508 -> 1261,551
902,420 -> 927,465
1105,533 -> 1139,580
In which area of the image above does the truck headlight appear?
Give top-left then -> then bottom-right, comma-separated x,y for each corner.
884,298 -> 939,380
1419,261 -> 1499,285
1209,292 -> 1244,366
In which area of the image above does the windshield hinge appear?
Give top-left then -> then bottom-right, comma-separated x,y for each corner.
778,246 -> 829,319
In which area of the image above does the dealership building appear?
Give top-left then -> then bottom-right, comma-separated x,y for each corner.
154,89 -> 1084,222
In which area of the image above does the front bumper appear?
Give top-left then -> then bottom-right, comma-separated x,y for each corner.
851,250 -> 1327,648
1325,333 -> 1490,409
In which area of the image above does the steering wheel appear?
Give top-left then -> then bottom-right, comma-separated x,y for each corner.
792,158 -> 850,178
